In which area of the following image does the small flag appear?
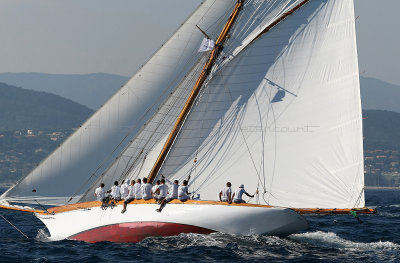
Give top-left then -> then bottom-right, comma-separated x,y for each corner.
198,38 -> 215,52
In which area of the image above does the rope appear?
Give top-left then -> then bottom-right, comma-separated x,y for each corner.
0,213 -> 29,239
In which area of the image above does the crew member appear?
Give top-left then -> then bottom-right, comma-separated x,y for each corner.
156,178 -> 168,201
156,179 -> 179,212
141,177 -> 152,200
178,180 -> 190,202
219,182 -> 232,203
121,180 -> 136,213
120,180 -> 129,200
110,181 -> 121,201
94,183 -> 105,201
152,180 -> 161,199
134,178 -> 142,200
232,184 -> 254,203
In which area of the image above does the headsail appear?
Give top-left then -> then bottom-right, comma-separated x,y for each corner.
0,0 -> 237,206
158,0 -> 365,209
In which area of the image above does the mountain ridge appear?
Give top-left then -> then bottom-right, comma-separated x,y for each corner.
0,82 -> 93,131
0,72 -> 399,112
0,72 -> 128,110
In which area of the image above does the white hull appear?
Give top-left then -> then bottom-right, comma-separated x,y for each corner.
36,202 -> 308,243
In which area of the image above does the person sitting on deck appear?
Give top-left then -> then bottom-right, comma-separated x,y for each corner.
178,180 -> 190,202
141,177 -> 152,200
152,180 -> 161,199
156,179 -> 179,213
94,183 -> 106,201
219,182 -> 232,204
134,178 -> 142,200
110,181 -> 121,201
120,180 -> 130,200
156,178 -> 168,201
232,184 -> 254,204
121,180 -> 135,213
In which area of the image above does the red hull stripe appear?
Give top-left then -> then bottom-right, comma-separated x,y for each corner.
69,222 -> 215,243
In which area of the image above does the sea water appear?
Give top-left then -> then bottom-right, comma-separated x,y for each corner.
0,189 -> 399,262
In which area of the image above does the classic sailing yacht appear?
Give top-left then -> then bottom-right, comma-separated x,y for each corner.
0,0 -> 374,243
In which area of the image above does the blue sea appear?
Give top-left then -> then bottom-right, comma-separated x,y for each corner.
0,189 -> 399,263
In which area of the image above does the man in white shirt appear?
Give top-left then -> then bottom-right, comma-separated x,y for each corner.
219,182 -> 232,203
121,180 -> 136,213
110,181 -> 121,201
156,179 -> 179,212
120,180 -> 129,200
141,177 -> 152,200
134,178 -> 142,200
232,184 -> 254,203
94,183 -> 105,201
152,180 -> 161,200
168,180 -> 179,199
156,179 -> 168,201
178,180 -> 190,201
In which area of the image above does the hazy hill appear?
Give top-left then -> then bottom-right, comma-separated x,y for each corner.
0,82 -> 93,131
0,73 -> 398,112
0,72 -> 128,110
360,77 -> 400,113
363,110 -> 400,149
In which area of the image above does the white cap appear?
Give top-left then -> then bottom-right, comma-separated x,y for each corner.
239,184 -> 244,188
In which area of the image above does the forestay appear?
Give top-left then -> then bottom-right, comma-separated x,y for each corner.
0,0 -> 237,206
158,0 -> 365,209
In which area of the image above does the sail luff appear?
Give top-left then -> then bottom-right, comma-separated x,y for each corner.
147,0 -> 244,184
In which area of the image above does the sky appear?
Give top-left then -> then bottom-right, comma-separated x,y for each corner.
0,0 -> 399,86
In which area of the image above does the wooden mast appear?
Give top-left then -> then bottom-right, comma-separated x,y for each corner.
147,0 -> 244,183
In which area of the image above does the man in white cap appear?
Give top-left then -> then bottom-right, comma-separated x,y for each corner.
232,184 -> 254,204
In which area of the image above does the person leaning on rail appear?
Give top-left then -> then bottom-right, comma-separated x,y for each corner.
232,184 -> 254,204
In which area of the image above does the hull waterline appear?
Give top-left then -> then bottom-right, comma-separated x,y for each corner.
35,200 -> 308,243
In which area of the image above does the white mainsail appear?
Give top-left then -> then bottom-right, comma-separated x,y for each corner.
0,0 -> 237,206
158,0 -> 365,209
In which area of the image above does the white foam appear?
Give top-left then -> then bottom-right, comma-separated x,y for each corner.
35,228 -> 64,242
290,231 -> 400,251
180,232 -> 224,247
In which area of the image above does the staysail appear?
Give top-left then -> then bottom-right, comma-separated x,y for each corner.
0,0 -> 238,206
157,0 -> 365,209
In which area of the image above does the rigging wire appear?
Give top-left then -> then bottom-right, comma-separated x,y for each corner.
68,1 -> 231,203
0,213 -> 29,239
73,24 -> 215,203
79,48 -> 213,202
